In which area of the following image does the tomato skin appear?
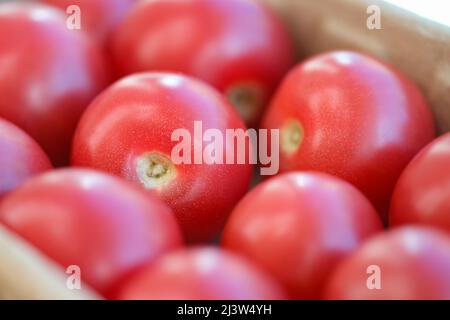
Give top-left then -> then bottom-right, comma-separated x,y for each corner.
0,169 -> 183,298
40,0 -> 136,46
324,227 -> 450,300
390,133 -> 450,234
0,118 -> 52,199
0,3 -> 109,166
111,0 -> 294,126
72,73 -> 253,243
221,172 -> 383,299
261,51 -> 435,218
114,247 -> 286,300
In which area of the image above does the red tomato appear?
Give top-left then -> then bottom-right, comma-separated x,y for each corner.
72,73 -> 253,243
221,172 -> 383,299
324,227 -> 450,299
0,169 -> 183,298
390,133 -> 450,234
261,51 -> 435,219
111,0 -> 294,126
114,247 -> 286,300
0,3 -> 109,166
40,0 -> 136,46
0,118 -> 52,199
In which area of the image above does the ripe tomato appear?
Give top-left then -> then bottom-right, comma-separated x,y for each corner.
0,169 -> 183,298
390,133 -> 450,234
0,3 -> 109,166
221,172 -> 383,299
324,227 -> 450,299
72,73 -> 253,243
0,118 -> 52,199
111,0 -> 294,126
114,247 -> 286,300
40,0 -> 136,47
261,51 -> 435,219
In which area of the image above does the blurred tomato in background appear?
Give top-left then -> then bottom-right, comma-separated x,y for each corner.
0,2 -> 109,166
0,118 -> 52,200
115,247 -> 286,300
222,172 -> 383,299
324,227 -> 450,300
111,0 -> 295,127
0,169 -> 183,298
390,133 -> 450,234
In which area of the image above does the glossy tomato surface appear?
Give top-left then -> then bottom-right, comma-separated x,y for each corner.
111,0 -> 294,126
115,247 -> 286,300
72,73 -> 253,242
0,3 -> 109,166
324,227 -> 450,299
0,169 -> 183,297
0,118 -> 52,199
41,0 -> 136,46
221,172 -> 383,299
390,133 -> 450,234
261,51 -> 435,218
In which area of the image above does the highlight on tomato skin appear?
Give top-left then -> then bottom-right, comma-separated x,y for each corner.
261,50 -> 436,220
323,226 -> 450,300
72,72 -> 253,243
0,118 -> 53,200
0,169 -> 183,298
0,2 -> 110,167
221,171 -> 383,299
389,132 -> 450,235
111,0 -> 295,127
114,247 -> 287,300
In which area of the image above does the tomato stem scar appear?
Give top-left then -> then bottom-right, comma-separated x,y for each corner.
281,119 -> 304,155
226,82 -> 265,124
136,152 -> 176,189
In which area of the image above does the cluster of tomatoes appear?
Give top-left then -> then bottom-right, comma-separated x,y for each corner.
0,0 -> 449,300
